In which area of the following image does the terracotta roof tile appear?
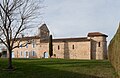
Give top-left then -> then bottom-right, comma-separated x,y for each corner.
52,37 -> 90,42
87,32 -> 108,37
40,37 -> 90,43
15,36 -> 40,41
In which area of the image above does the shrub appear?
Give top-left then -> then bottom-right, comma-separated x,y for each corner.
108,25 -> 120,77
0,53 -> 2,57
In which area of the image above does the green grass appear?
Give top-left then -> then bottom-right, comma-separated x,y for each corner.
0,58 -> 117,78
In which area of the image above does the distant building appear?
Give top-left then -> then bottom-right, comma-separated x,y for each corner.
13,24 -> 108,60
0,44 -> 7,58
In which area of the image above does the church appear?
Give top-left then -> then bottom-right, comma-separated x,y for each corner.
13,24 -> 108,60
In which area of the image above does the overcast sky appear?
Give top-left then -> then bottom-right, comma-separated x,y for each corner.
42,0 -> 120,43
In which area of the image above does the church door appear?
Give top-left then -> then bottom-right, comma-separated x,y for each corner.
44,52 -> 49,58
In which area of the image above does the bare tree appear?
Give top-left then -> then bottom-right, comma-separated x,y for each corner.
0,0 -> 43,69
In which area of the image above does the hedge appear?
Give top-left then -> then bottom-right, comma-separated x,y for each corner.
108,25 -> 120,77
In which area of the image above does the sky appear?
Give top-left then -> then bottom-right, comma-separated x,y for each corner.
41,0 -> 120,44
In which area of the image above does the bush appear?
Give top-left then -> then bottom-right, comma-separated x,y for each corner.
0,53 -> 2,57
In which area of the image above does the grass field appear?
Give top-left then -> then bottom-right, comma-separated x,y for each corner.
0,58 -> 117,78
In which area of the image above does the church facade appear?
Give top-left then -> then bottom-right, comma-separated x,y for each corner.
13,24 -> 108,60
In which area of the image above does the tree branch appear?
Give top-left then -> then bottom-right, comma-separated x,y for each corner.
0,37 -> 8,48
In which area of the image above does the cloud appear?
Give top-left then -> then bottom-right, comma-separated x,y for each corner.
43,0 -> 120,43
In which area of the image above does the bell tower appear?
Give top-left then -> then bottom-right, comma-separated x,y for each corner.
38,24 -> 50,40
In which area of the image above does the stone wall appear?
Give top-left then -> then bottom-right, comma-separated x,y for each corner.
38,43 -> 49,58
90,36 -> 107,60
13,32 -> 107,60
53,41 -> 91,59
13,36 -> 107,60
13,39 -> 40,58
53,42 -> 65,58
108,26 -> 120,77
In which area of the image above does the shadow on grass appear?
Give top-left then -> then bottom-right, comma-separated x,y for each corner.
35,67 -> 102,78
0,65 -> 102,78
0,59 -> 103,78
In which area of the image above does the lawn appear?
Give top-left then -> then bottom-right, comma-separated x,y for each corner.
0,58 -> 117,78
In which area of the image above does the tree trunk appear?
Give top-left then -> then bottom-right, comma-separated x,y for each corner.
7,49 -> 13,69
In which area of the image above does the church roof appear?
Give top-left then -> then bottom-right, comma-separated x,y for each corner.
87,32 -> 108,37
14,36 -> 40,41
53,37 -> 90,42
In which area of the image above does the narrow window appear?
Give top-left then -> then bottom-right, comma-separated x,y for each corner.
32,40 -> 35,48
33,43 -> 35,48
32,51 -> 35,56
58,45 -> 60,50
26,52 -> 28,56
20,51 -> 22,56
98,42 -> 100,47
72,45 -> 74,49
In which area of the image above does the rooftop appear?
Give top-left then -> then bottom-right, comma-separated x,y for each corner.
53,37 -> 90,42
87,32 -> 108,37
15,36 -> 40,41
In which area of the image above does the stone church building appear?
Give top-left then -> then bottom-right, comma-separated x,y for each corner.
13,24 -> 108,60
